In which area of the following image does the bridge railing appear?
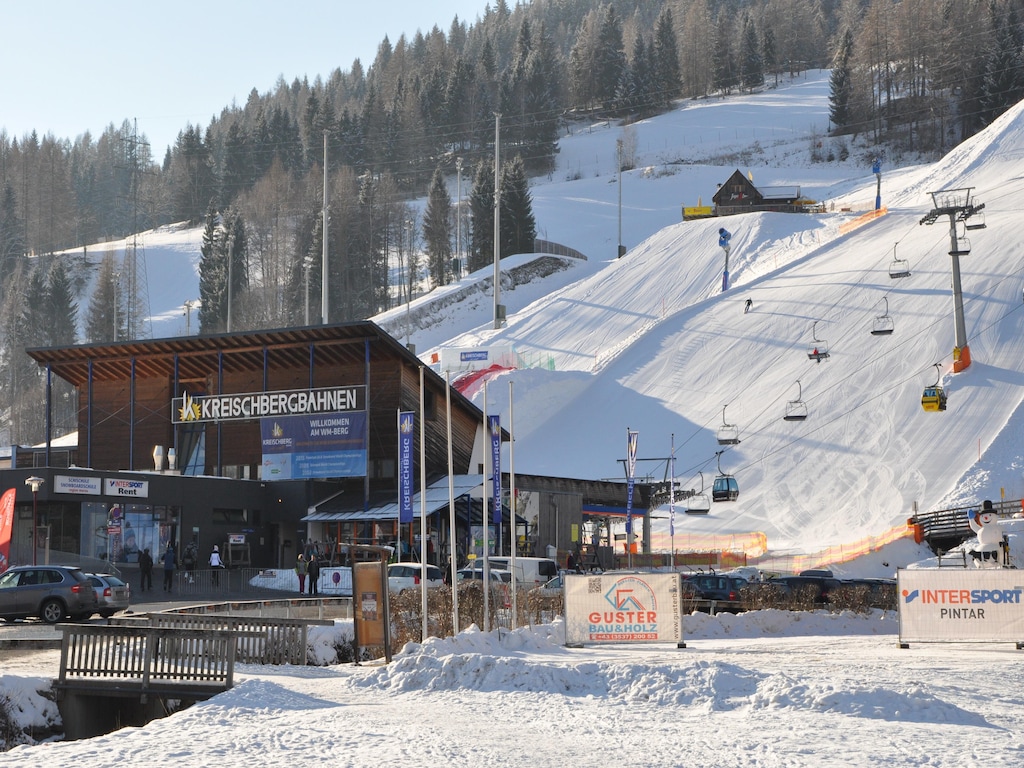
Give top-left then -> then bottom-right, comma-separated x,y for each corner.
56,623 -> 245,700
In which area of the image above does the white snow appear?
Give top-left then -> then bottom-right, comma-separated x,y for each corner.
10,70 -> 1024,763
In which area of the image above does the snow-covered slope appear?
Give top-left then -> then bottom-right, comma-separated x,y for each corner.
423,84 -> 1024,557
70,71 -> 1024,560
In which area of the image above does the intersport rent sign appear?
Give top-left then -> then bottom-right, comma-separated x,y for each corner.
897,568 -> 1024,646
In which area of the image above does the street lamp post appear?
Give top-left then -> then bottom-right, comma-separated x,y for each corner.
25,476 -> 44,565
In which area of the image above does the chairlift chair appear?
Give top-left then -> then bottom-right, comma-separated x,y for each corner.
951,226 -> 971,256
712,451 -> 739,502
784,380 -> 808,421
964,210 -> 986,231
685,471 -> 711,514
716,405 -> 741,445
871,296 -> 895,336
888,243 -> 911,279
806,321 -> 830,362
921,363 -> 948,412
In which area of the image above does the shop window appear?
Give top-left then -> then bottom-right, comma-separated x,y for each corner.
212,508 -> 249,524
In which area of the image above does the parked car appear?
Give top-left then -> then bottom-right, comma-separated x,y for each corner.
836,577 -> 898,610
769,575 -> 844,606
387,562 -> 444,593
0,565 -> 100,624
86,573 -> 131,618
456,567 -> 512,583
485,556 -> 559,588
529,573 -> 565,599
683,574 -> 749,606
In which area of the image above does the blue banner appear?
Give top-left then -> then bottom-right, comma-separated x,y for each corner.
625,430 -> 638,536
489,414 -> 502,524
398,411 -> 415,524
261,411 -> 366,480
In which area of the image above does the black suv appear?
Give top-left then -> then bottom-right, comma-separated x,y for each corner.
768,575 -> 844,606
683,574 -> 749,610
0,565 -> 100,623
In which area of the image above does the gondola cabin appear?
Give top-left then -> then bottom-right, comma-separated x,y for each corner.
712,475 -> 739,502
921,385 -> 947,412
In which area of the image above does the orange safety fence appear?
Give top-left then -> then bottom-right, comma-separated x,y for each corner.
838,207 -> 888,235
647,521 -> 916,575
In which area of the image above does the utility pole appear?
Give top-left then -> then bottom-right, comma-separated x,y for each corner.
183,299 -> 195,335
617,138 -> 624,258
920,187 -> 985,372
456,157 -> 463,279
321,130 -> 329,325
493,113 -> 503,330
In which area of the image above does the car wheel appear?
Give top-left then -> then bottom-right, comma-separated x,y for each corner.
40,598 -> 66,624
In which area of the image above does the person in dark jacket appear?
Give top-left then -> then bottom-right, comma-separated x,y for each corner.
138,547 -> 154,592
162,545 -> 176,592
307,555 -> 321,595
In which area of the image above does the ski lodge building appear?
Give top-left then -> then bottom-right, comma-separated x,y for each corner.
2,322 -> 650,575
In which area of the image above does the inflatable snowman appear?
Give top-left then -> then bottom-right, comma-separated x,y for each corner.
968,500 -> 1003,567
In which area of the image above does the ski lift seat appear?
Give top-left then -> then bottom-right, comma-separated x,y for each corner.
784,400 -> 808,421
950,237 -> 970,256
717,425 -> 740,445
889,259 -> 911,279
871,315 -> 894,335
685,493 -> 711,514
807,345 -> 830,362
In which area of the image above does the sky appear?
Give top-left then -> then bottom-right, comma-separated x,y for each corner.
0,1 -> 490,158
70,69 -> 1024,571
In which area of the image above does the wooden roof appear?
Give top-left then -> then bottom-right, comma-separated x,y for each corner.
26,321 -> 418,387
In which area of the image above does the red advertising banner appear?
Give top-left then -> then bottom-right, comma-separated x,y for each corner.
0,488 -> 16,573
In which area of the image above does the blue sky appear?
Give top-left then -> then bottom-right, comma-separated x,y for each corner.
1,0 -> 489,157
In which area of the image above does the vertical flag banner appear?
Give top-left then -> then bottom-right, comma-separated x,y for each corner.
669,435 -> 676,539
0,488 -> 15,573
489,414 -> 502,525
625,429 -> 638,536
398,411 -> 415,524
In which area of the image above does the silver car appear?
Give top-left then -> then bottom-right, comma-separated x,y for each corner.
0,565 -> 100,624
86,573 -> 131,618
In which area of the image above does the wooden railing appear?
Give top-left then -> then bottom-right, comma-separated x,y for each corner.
56,623 -> 243,700
112,613 -> 334,665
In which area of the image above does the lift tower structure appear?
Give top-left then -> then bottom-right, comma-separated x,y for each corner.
919,187 -> 985,372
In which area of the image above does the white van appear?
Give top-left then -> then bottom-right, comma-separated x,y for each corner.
485,556 -> 559,588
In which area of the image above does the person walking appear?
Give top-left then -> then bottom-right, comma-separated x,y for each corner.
162,545 -> 176,592
307,554 -> 320,595
295,553 -> 308,594
138,547 -> 153,592
209,544 -> 224,586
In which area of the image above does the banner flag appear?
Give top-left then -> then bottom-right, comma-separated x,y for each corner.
398,411 -> 415,524
625,430 -> 638,536
669,436 -> 676,538
0,488 -> 16,573
489,414 -> 502,524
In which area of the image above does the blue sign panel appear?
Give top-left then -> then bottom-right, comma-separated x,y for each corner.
398,411 -> 415,524
261,411 -> 367,480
